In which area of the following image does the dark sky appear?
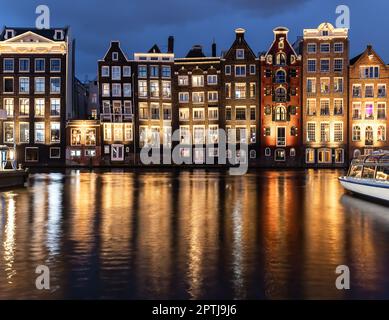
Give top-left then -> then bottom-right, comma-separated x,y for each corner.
1,0 -> 388,80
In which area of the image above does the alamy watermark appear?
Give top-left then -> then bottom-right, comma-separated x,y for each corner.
139,128 -> 249,175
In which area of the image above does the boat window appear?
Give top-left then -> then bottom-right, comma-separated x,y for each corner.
362,166 -> 375,179
348,165 -> 363,178
379,155 -> 389,163
376,166 -> 389,181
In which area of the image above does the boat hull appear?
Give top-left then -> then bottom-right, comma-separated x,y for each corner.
339,177 -> 389,203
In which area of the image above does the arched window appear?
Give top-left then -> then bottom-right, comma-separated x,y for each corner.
353,149 -> 361,159
265,147 -> 271,157
275,106 -> 287,121
250,150 -> 256,159
275,70 -> 286,83
352,125 -> 361,141
378,125 -> 386,141
275,87 -> 286,102
290,148 -> 296,157
276,53 -> 286,66
365,126 -> 373,145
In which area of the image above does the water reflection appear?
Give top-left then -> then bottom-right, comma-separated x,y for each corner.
0,169 -> 389,299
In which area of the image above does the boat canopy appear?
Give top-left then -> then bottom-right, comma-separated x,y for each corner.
352,151 -> 389,165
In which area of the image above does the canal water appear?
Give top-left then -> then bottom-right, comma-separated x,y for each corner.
0,169 -> 389,299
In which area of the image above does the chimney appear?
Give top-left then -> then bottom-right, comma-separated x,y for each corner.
235,28 -> 245,41
212,41 -> 217,57
168,36 -> 174,53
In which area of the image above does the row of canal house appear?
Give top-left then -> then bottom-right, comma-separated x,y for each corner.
0,23 -> 388,168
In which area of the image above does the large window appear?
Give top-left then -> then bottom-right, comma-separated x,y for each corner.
192,92 -> 205,103
307,123 -> 316,142
138,65 -> 147,78
139,103 -> 149,119
275,70 -> 286,83
365,126 -> 373,145
352,103 -> 361,119
138,80 -> 147,97
307,99 -> 316,116
365,85 -> 374,98
365,103 -> 374,119
50,59 -> 61,72
274,87 -> 286,102
102,83 -> 110,96
35,122 -> 45,143
334,99 -> 343,115
25,148 -> 39,162
35,77 -> 45,93
50,123 -> 60,143
50,78 -> 61,93
19,98 -> 29,116
334,77 -> 343,93
19,58 -> 30,72
19,123 -> 29,143
333,122 -> 343,142
162,66 -> 171,78
179,92 -> 189,103
162,81 -> 171,98
3,78 -> 14,93
320,99 -> 330,116
318,149 -> 332,163
150,103 -> 160,120
19,77 -> 29,94
178,76 -> 188,86
35,98 -> 45,117
352,125 -> 361,141
378,84 -> 386,97
179,108 -> 189,121
276,127 -> 286,146
235,65 -> 246,77
334,59 -> 343,72
193,108 -> 205,120
163,104 -> 171,120
320,59 -> 330,72
3,122 -> 14,143
377,103 -> 386,119
320,78 -> 330,94
112,83 -> 121,97
307,59 -> 316,72
192,75 -> 204,87
320,122 -> 330,142
360,66 -> 379,79
3,58 -> 14,72
377,125 -> 386,142
71,128 -> 82,145
111,66 -> 121,80
275,106 -> 287,121
307,78 -> 316,93
150,65 -> 159,78
150,80 -> 159,97
123,83 -> 131,97
4,98 -> 14,117
352,84 -> 361,97
50,98 -> 60,116
235,107 -> 246,120
207,74 -> 217,85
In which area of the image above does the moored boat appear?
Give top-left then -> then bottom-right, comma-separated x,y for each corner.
339,151 -> 389,203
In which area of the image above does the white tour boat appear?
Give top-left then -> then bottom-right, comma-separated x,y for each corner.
339,151 -> 389,203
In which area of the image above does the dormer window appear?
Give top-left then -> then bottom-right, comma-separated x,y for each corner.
236,49 -> 244,59
112,52 -> 119,61
54,30 -> 64,40
322,30 -> 329,36
5,29 -> 15,40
